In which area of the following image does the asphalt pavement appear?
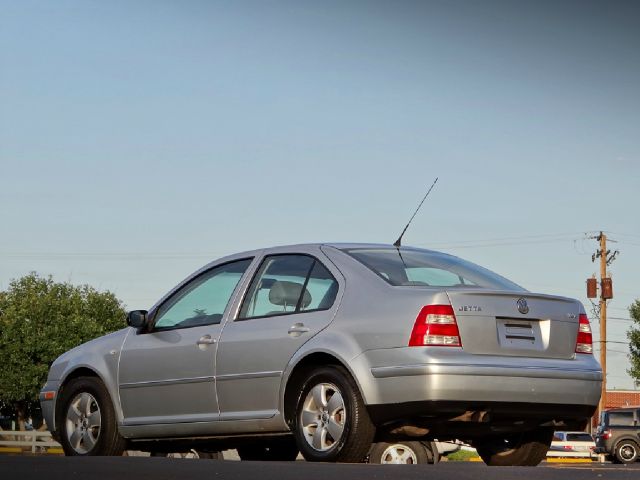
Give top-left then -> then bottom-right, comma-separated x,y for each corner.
2,456 -> 640,480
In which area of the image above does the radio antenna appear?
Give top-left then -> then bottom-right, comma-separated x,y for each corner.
393,177 -> 438,247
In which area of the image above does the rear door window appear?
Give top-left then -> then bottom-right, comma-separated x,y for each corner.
238,254 -> 338,319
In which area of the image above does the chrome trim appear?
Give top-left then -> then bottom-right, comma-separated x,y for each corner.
370,363 -> 603,381
517,297 -> 529,314
121,412 -> 219,426
215,371 -> 282,381
119,375 -> 215,389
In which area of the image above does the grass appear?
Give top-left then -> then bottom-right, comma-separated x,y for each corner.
446,449 -> 480,462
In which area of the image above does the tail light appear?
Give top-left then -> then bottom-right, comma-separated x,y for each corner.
575,313 -> 593,354
409,305 -> 462,347
562,445 -> 574,451
602,430 -> 611,440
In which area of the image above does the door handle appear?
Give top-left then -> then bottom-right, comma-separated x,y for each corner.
197,335 -> 217,345
288,323 -> 310,336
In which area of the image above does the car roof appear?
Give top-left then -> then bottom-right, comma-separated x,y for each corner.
216,242 -> 440,260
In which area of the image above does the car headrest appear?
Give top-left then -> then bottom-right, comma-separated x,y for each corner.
269,280 -> 312,309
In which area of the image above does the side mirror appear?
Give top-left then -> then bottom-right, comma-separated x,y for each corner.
127,310 -> 148,329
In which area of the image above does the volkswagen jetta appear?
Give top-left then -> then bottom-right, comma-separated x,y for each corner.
40,243 -> 602,466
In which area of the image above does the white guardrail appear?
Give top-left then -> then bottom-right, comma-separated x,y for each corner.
0,430 -> 62,453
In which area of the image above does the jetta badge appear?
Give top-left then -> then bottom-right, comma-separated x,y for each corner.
516,298 -> 529,315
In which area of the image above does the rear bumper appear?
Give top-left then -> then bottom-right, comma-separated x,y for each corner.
547,450 -> 596,458
352,348 -> 601,430
368,400 -> 596,429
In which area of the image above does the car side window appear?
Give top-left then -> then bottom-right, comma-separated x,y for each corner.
607,411 -> 635,426
238,254 -> 338,320
154,258 -> 252,330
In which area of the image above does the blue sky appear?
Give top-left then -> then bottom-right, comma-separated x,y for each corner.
1,0 -> 639,389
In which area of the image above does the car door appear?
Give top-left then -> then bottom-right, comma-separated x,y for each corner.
215,252 -> 341,420
118,258 -> 253,426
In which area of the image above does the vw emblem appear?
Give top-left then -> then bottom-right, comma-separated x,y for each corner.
517,298 -> 529,315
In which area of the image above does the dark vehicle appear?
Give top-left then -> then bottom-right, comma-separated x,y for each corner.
595,407 -> 640,464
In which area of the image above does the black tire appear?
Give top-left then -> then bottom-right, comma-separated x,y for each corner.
293,366 -> 375,463
475,428 -> 553,466
237,437 -> 298,461
614,440 -> 639,464
165,450 -> 223,460
368,441 -> 430,464
426,441 -> 439,464
58,377 -> 126,456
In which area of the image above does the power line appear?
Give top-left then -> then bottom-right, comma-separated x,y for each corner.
606,231 -> 640,240
609,316 -> 634,322
424,237 -> 583,250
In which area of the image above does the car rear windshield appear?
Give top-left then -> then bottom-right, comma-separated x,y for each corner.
566,433 -> 594,442
343,248 -> 525,291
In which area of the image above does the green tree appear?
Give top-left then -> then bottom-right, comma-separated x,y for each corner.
628,299 -> 640,386
0,273 -> 126,429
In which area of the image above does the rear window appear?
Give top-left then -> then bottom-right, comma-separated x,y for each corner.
606,411 -> 636,426
566,433 -> 594,442
343,248 -> 525,291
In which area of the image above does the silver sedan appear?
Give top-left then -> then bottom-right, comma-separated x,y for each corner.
40,243 -> 602,466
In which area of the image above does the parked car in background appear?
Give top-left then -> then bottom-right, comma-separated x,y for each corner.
547,431 -> 595,458
40,243 -> 602,466
595,407 -> 640,464
368,441 -> 437,464
367,440 -> 459,464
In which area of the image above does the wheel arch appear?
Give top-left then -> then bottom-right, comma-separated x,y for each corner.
614,436 -> 640,450
282,351 -> 362,428
55,366 -> 119,433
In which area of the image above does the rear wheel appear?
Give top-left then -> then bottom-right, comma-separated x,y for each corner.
59,377 -> 126,456
614,440 -> 639,464
237,437 -> 298,461
368,441 -> 430,464
475,428 -> 553,466
293,366 -> 375,462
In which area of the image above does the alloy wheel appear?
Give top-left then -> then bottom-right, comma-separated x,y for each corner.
64,392 -> 101,454
379,444 -> 419,464
299,382 -> 345,451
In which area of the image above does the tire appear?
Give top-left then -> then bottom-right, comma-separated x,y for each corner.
368,441 -> 430,464
614,440 -> 639,464
237,437 -> 298,461
58,377 -> 126,456
475,428 -> 553,466
293,366 -> 375,463
165,450 -> 223,460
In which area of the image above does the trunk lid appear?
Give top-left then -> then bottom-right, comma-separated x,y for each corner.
446,290 -> 581,359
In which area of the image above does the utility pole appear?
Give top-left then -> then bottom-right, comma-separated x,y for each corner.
598,232 -> 608,417
587,231 -> 618,421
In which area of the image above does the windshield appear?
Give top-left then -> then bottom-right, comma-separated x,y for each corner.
343,248 -> 525,291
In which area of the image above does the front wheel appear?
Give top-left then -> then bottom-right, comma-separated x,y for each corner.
475,428 -> 553,466
614,440 -> 639,464
293,366 -> 375,463
368,441 -> 431,464
59,377 -> 126,456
